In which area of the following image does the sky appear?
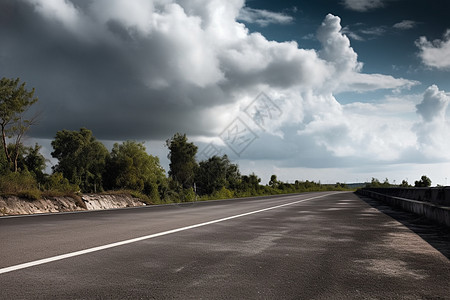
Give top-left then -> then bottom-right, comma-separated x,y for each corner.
1,0 -> 450,185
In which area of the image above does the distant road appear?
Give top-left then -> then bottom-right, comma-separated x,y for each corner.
1,192 -> 449,299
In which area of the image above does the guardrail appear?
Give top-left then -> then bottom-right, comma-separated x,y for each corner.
357,188 -> 450,227
362,187 -> 450,206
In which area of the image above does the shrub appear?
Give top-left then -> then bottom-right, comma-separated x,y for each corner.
0,171 -> 37,194
180,187 -> 196,202
18,189 -> 42,201
128,190 -> 153,205
211,187 -> 234,200
44,173 -> 79,194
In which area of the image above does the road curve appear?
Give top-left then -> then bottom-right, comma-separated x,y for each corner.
1,191 -> 449,299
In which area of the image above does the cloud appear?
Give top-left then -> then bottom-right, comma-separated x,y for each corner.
416,85 -> 449,122
341,0 -> 387,12
341,27 -> 365,41
237,7 -> 293,27
315,15 -> 417,93
27,0 -> 80,29
359,26 -> 386,36
414,85 -> 450,159
393,20 -> 417,30
316,14 -> 361,74
416,29 -> 450,69
1,1 -> 424,173
342,23 -> 388,42
296,93 -> 417,162
340,73 -> 419,93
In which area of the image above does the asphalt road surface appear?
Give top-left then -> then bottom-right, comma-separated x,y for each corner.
1,191 -> 449,299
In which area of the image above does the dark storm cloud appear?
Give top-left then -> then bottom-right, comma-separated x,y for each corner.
1,0 -> 418,143
1,0 -> 233,140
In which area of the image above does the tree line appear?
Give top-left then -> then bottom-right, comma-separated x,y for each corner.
365,176 -> 432,188
1,77 -> 347,202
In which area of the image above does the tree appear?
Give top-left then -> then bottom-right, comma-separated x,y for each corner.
195,155 -> 240,195
104,141 -> 166,201
0,144 -> 8,175
366,177 -> 381,188
44,172 -> 79,194
51,128 -> 109,193
400,180 -> 410,187
415,175 -> 431,187
0,77 -> 38,172
269,174 -> 279,188
16,143 -> 47,182
239,172 -> 261,193
165,133 -> 198,188
335,182 -> 348,189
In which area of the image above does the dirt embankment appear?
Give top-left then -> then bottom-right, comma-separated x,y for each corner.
0,194 -> 146,216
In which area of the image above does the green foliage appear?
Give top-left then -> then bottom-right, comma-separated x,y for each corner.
368,177 -> 381,187
365,177 -> 394,188
0,170 -> 80,201
0,129 -> 355,208
0,171 -> 42,200
18,189 -> 42,201
0,171 -> 38,194
415,175 -> 432,187
44,172 -> 79,194
335,182 -> 348,189
195,155 -> 240,195
238,173 -> 261,195
104,141 -> 166,202
211,186 -> 234,199
159,179 -> 196,203
127,190 -> 153,204
166,133 -> 198,188
400,180 -> 410,187
0,145 -> 10,175
181,187 -> 196,202
0,77 -> 38,172
269,174 -> 278,188
51,128 -> 109,193
14,143 -> 47,182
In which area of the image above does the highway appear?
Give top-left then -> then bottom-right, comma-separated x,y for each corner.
1,191 -> 449,299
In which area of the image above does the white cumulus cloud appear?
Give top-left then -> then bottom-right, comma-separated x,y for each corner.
416,85 -> 449,122
414,85 -> 450,159
416,29 -> 450,70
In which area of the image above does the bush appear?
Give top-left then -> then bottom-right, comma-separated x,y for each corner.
0,171 -> 38,194
128,190 -> 153,205
18,189 -> 42,201
44,173 -> 79,194
211,187 -> 234,199
180,187 -> 197,202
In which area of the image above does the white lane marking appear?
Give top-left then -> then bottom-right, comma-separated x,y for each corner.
0,192 -> 340,275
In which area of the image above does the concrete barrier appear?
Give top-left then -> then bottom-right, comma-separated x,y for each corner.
357,189 -> 450,227
362,187 -> 450,206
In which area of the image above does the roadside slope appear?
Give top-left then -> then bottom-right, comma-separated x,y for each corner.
0,194 -> 145,216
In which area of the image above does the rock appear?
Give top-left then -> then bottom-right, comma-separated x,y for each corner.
0,194 -> 146,216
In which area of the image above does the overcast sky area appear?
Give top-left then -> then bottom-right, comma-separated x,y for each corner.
1,0 -> 450,185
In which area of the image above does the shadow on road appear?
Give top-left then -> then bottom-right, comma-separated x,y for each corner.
355,192 -> 450,260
